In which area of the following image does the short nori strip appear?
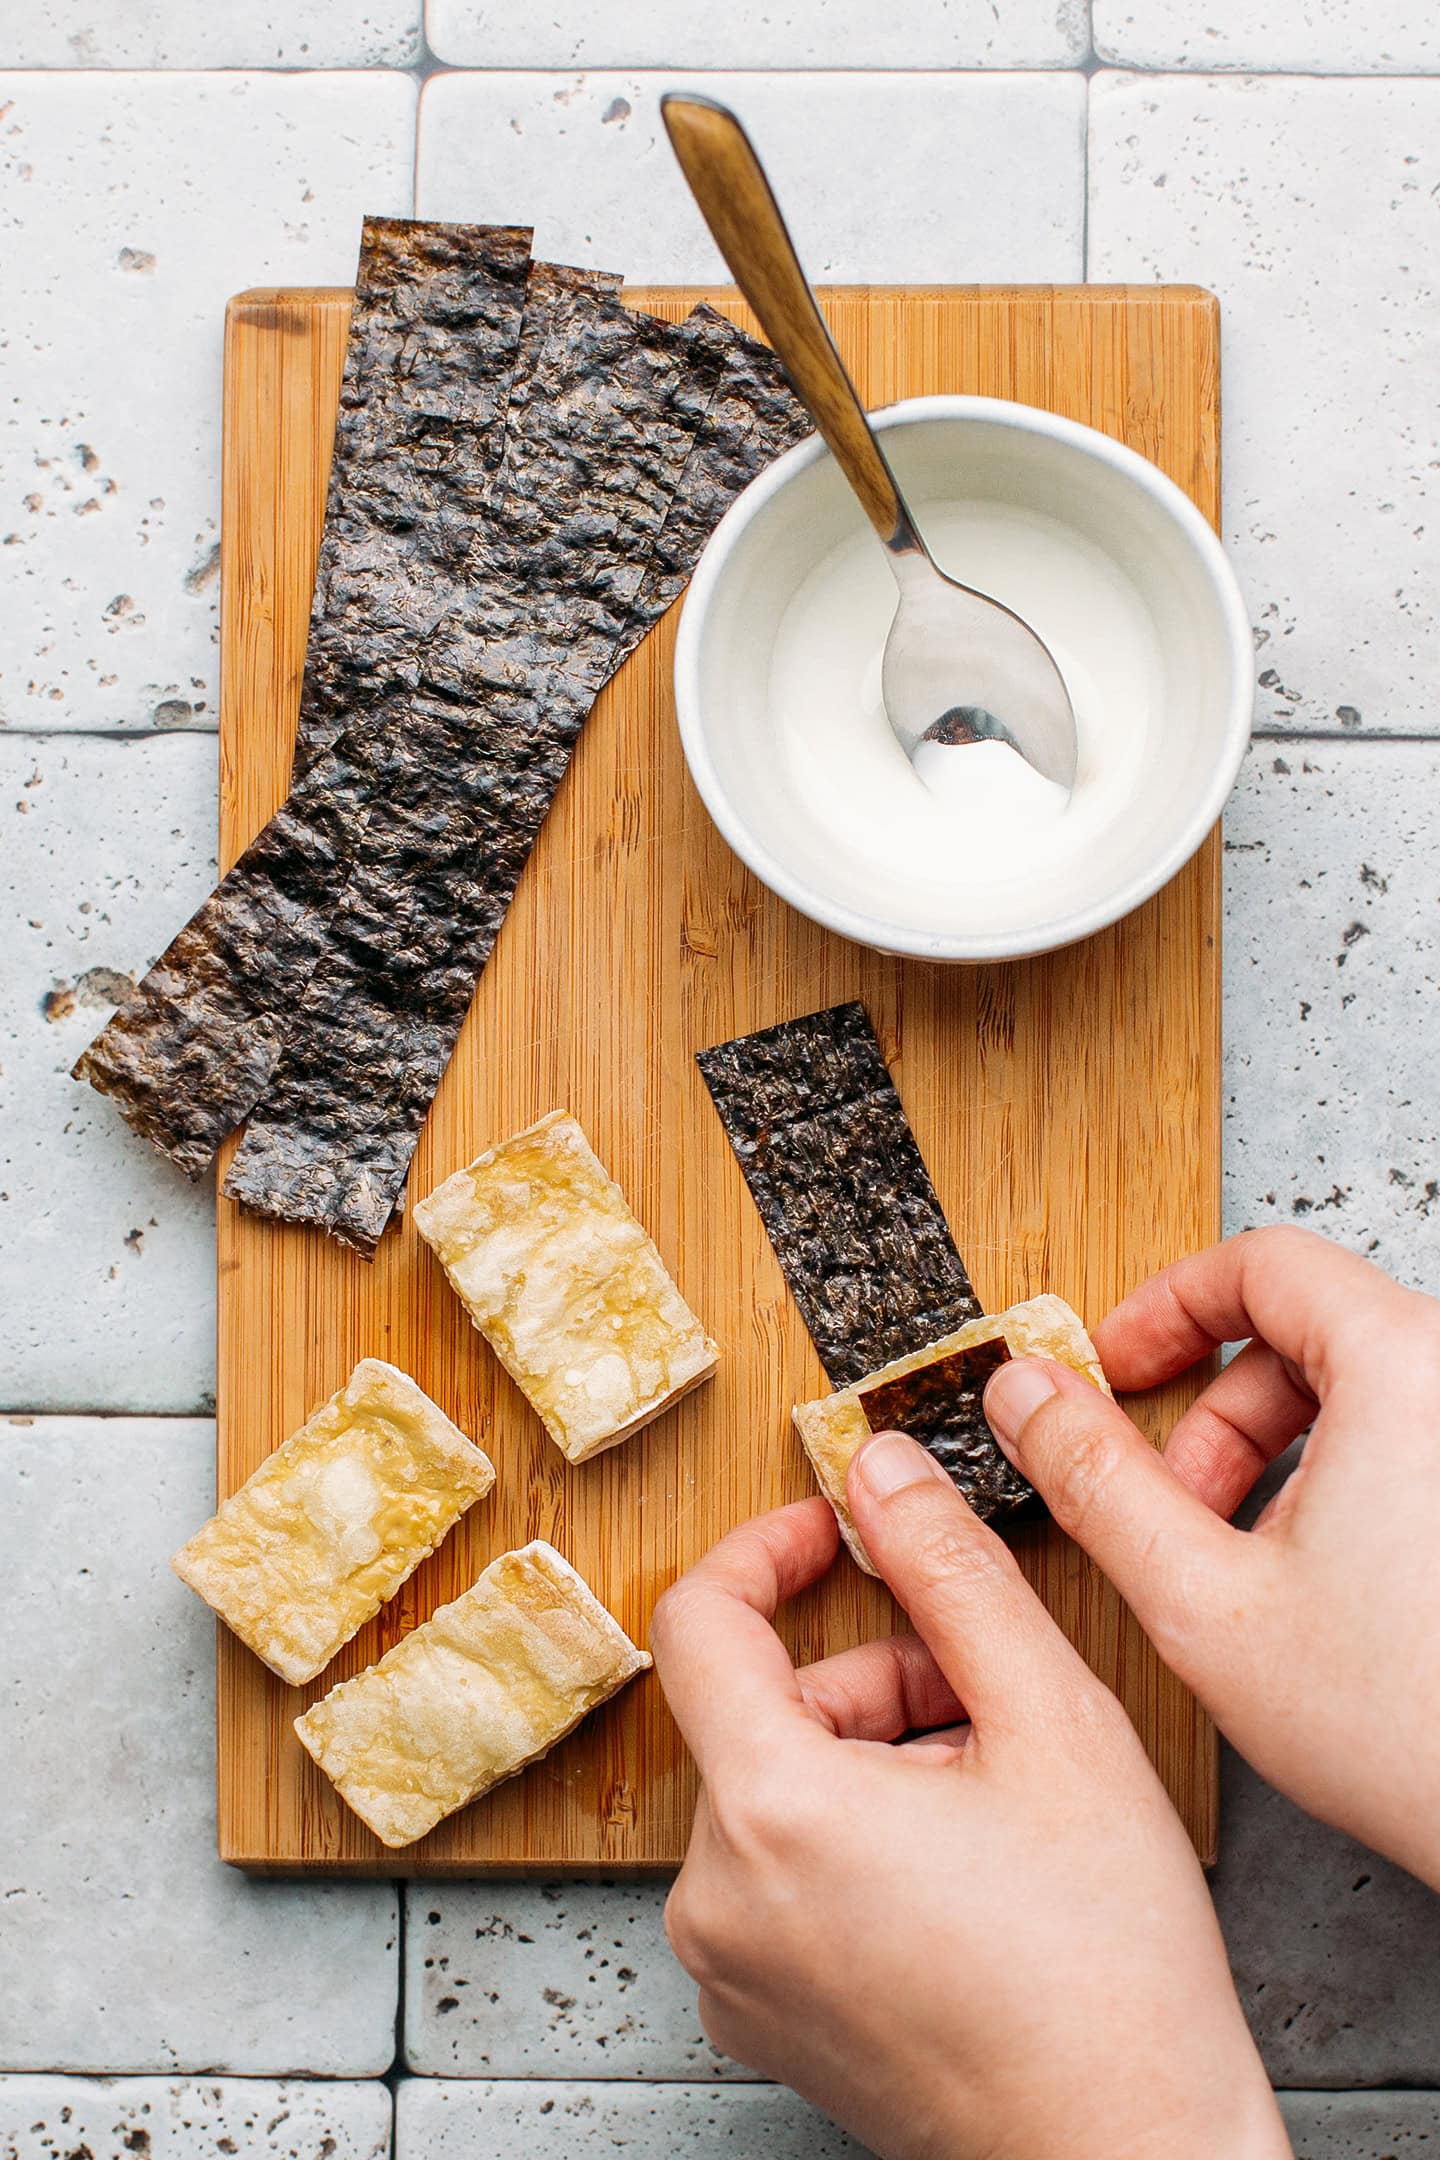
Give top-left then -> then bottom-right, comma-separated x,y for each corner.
73,220 -> 534,1173
696,1002 -> 984,1387
859,1336 -> 1036,1522
222,269 -> 729,1252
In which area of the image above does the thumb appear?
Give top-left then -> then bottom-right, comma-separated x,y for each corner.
847,1430 -> 1098,1735
982,1359 -> 1243,1669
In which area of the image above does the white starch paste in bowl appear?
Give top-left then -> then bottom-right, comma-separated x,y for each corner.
768,500 -> 1159,937
679,399 -> 1251,960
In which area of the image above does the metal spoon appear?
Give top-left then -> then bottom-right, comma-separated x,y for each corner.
661,93 -> 1079,791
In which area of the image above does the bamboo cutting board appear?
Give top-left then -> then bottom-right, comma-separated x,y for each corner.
217,283 -> 1222,1873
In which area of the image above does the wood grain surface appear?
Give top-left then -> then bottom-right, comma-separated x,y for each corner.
217,283 -> 1222,1874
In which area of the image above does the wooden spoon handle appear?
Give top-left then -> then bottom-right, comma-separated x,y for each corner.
661,92 -> 911,551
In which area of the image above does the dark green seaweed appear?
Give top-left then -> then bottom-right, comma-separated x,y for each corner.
74,221 -> 534,1173
859,1336 -> 1037,1523
221,273 -> 707,1250
697,1002 -> 984,1389
225,295 -> 809,1254
698,1001 -> 1033,1523
291,217 -> 535,780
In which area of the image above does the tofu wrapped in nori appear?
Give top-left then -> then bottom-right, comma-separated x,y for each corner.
793,1295 -> 1112,1573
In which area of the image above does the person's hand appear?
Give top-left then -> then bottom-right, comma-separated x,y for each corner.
982,1225 -> 1440,1888
650,1473 -> 1288,2160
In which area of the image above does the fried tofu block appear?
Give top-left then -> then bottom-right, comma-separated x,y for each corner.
172,1359 -> 495,1686
792,1295 -> 1112,1576
294,1541 -> 651,1848
414,1110 -> 718,1463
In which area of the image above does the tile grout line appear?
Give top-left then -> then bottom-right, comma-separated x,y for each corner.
2,1408 -> 216,1422
1080,23 -> 1092,277
6,59 -> 1440,78
385,1889 -> 407,2149
10,726 -> 1440,747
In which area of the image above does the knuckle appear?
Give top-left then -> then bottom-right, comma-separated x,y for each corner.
906,1517 -> 1011,1603
1038,1403 -> 1124,1539
697,1989 -> 754,2070
663,1878 -> 721,1989
1404,1294 -> 1440,1383
1062,1671 -> 1137,1755
1240,1221 -> 1314,1263
647,1578 -> 694,1662
705,1767 -> 794,1860
1142,1537 -> 1246,1680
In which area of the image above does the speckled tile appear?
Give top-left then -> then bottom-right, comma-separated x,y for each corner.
0,735 -> 217,1411
402,1882 -> 732,2079
416,72 -> 1086,286
1280,2090 -> 1440,2154
0,2078 -> 392,2160
0,69 -> 415,733
1095,0 -> 1440,72
3,4 -> 421,66
1089,73 -> 1440,738
1208,1452 -> 1440,2086
0,1419 -> 399,2072
425,0 -> 1088,69
1221,739 -> 1440,1290
395,2079 -> 871,2156
1216,1746 -> 1440,2087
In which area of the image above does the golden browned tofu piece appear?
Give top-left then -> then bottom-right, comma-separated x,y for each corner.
413,1110 -> 718,1463
792,1295 -> 1112,1576
294,1541 -> 651,1848
172,1359 -> 495,1686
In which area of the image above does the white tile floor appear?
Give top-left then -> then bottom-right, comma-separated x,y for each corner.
423,0 -> 1089,71
0,2079 -> 393,2160
1,736 -> 218,1409
0,1421 -> 397,2077
403,1885 -> 732,2080
0,71 -> 416,734
4,5 -> 1440,2154
1089,73 -> 1440,739
414,71 -> 1087,285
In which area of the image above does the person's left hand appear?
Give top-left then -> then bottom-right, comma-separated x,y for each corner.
650,1449 -> 1288,2160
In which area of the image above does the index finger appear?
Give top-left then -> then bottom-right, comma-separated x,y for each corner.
1094,1225 -> 1409,1397
649,1497 -> 838,1778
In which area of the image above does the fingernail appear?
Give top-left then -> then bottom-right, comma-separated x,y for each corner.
984,1360 -> 1059,1456
853,1431 -> 951,1500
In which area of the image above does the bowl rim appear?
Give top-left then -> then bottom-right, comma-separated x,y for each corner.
673,391 -> 1254,963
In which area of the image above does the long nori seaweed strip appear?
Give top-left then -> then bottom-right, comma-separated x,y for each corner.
291,217 -> 535,781
223,302 -> 811,1254
858,1336 -> 1036,1522
222,267 -> 718,1252
73,220 -> 534,1173
696,1002 -> 983,1387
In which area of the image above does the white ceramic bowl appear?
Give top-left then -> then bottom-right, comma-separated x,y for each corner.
673,395 -> 1253,962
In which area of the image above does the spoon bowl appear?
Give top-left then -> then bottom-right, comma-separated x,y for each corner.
883,550 -> 1078,786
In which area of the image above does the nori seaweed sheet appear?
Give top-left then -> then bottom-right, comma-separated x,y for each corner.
73,221 -> 534,1173
859,1336 -> 1037,1523
608,304 -> 811,671
222,270 -> 743,1253
71,730 -> 403,1176
696,1001 -> 984,1388
291,217 -> 534,780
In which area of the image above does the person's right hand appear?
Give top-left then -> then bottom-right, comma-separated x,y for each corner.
982,1225 -> 1440,1888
